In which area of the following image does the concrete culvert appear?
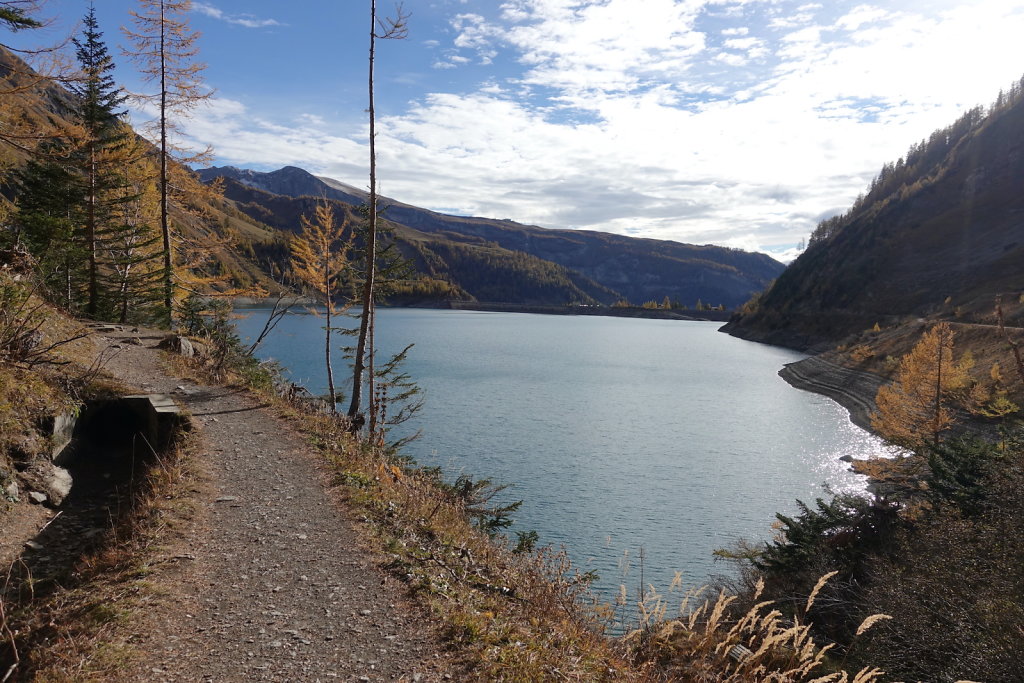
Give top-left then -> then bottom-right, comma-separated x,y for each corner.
9,395 -> 186,588
71,400 -> 152,459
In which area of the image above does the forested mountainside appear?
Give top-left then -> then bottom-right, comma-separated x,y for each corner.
198,165 -> 785,308
202,177 -> 619,306
725,76 -> 1024,349
0,39 -> 780,311
0,45 -> 285,310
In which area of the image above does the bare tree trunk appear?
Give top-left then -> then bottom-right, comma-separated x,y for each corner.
325,256 -> 337,412
159,0 -> 172,328
348,0 -> 379,424
119,276 -> 129,323
996,295 -> 1024,385
933,327 -> 944,446
86,142 -> 98,318
368,294 -> 377,436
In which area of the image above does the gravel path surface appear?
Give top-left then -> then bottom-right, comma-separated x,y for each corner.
94,329 -> 456,682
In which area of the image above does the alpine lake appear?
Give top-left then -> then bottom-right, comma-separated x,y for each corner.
232,306 -> 887,603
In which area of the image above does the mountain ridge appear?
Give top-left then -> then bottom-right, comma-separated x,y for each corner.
198,164 -> 785,308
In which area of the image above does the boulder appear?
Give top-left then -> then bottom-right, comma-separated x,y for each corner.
159,334 -> 195,358
21,460 -> 73,506
190,340 -> 210,359
47,465 -> 73,504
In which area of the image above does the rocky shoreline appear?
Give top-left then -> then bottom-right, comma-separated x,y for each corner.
778,356 -> 886,432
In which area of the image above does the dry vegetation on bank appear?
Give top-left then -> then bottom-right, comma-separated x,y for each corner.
1,430 -> 198,681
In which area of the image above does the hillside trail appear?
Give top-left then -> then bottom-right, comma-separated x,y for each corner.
91,326 -> 458,682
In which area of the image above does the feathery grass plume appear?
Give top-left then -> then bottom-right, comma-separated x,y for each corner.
805,569 -> 839,613
704,589 -> 737,635
855,613 -> 892,637
851,667 -> 886,682
751,576 -> 764,601
617,570 -> 890,682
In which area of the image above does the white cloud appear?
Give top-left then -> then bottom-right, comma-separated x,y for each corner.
723,36 -> 761,50
715,51 -> 748,66
449,12 -> 503,64
768,8 -> 820,29
500,0 -> 707,96
193,2 -> 282,28
834,4 -> 892,31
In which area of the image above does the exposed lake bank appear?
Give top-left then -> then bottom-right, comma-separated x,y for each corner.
777,356 -> 885,432
440,301 -> 733,322
231,296 -> 732,322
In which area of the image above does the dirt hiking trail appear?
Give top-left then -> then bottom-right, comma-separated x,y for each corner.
95,327 -> 457,682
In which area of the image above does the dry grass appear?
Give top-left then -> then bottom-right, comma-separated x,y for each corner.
0,428 -> 199,682
277,402 -> 895,682
830,315 -> 1024,410
623,575 -> 888,682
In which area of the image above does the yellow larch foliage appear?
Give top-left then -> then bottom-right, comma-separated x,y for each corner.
871,322 -> 973,452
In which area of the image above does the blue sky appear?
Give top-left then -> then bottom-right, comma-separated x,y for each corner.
12,0 -> 1024,260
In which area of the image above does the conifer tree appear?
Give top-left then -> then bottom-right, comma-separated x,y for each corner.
13,149 -> 87,305
104,135 -> 163,323
70,3 -> 130,318
122,0 -> 212,327
871,323 -> 973,451
0,2 -> 41,31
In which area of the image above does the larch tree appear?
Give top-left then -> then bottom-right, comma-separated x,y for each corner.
291,200 -> 352,412
0,2 -> 75,172
871,322 -> 974,452
347,0 -> 408,426
122,0 -> 212,327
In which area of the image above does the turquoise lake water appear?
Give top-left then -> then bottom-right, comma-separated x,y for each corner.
233,307 -> 886,602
